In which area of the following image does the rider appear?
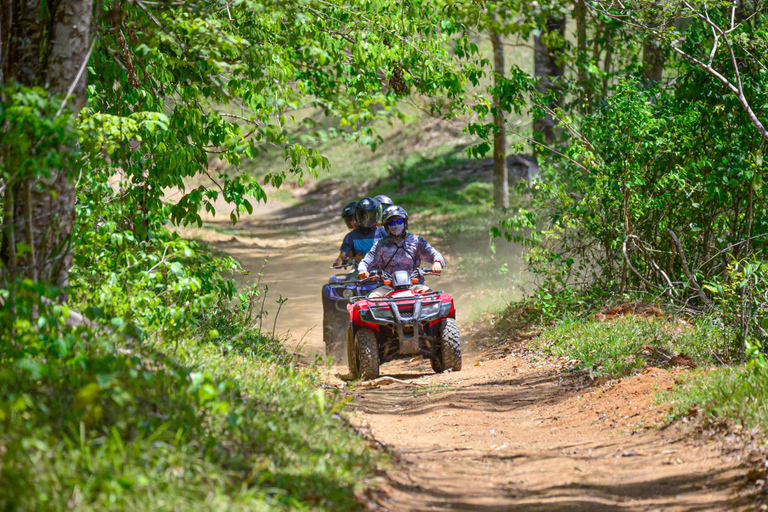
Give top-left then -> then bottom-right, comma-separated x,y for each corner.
357,206 -> 444,286
374,194 -> 394,225
333,197 -> 387,267
342,201 -> 358,230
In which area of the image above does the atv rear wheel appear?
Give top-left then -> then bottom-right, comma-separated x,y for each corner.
355,328 -> 380,380
431,318 -> 462,373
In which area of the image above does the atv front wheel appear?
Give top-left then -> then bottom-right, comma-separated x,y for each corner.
346,327 -> 359,379
355,328 -> 380,380
431,318 -> 462,373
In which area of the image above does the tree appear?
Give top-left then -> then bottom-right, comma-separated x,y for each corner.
1,0 -> 93,289
588,0 -> 768,143
574,0 -> 591,105
533,15 -> 566,147
1,0 -> 479,293
491,28 -> 510,209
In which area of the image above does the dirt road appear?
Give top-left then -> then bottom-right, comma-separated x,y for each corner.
192,192 -> 760,511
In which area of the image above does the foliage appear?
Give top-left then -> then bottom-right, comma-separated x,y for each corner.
80,0 -> 484,232
0,132 -> 381,508
703,257 -> 768,360
495,77 -> 766,311
71,179 -> 240,336
0,249 -> 377,511
669,365 -> 768,432
531,314 -> 733,378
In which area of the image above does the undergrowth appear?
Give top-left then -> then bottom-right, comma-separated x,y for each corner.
0,217 -> 378,510
491,292 -> 738,380
668,366 -> 768,432
531,315 -> 733,378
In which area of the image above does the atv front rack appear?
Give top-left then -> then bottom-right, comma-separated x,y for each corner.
354,291 -> 443,355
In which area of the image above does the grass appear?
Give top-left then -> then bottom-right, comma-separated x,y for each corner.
0,309 -> 379,511
668,365 -> 768,432
528,314 -> 734,379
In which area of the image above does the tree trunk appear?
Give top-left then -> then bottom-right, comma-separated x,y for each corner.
574,0 -> 590,109
642,37 -> 664,82
533,16 -> 566,147
0,0 -> 92,289
490,30 -> 509,210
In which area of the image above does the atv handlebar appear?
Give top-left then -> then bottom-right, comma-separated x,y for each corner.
358,268 -> 442,284
330,259 -> 356,270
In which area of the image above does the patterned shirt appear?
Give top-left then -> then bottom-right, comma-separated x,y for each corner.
358,233 -> 445,274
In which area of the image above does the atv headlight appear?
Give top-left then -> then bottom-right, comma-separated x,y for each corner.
420,303 -> 440,318
343,289 -> 354,299
374,308 -> 393,319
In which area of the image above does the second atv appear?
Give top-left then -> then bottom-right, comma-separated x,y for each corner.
322,260 -> 377,361
346,268 -> 461,380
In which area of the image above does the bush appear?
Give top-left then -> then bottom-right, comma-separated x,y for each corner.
494,79 -> 768,359
0,195 -> 378,510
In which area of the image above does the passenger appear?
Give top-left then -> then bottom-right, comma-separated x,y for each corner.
342,201 -> 358,230
373,194 -> 394,225
333,197 -> 387,267
357,206 -> 444,295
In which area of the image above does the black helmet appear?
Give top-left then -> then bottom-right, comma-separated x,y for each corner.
355,197 -> 380,232
374,194 -> 394,211
342,201 -> 358,230
382,205 -> 408,236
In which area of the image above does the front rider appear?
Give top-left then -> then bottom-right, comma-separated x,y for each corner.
333,197 -> 387,267
357,206 -> 444,287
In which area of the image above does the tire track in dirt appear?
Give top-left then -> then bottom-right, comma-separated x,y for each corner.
189,193 -> 760,511
345,354 -> 756,511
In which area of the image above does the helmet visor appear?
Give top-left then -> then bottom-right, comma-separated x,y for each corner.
344,217 -> 356,230
356,210 -> 378,228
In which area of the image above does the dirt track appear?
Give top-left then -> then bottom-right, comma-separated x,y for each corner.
190,192 -> 761,511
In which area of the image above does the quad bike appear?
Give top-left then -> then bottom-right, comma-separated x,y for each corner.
322,260 -> 378,361
346,268 -> 461,380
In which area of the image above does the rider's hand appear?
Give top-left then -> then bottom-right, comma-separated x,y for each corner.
432,261 -> 443,274
333,257 -> 344,267
358,271 -> 370,280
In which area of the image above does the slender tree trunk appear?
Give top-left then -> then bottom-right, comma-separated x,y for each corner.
0,0 -> 92,289
642,37 -> 665,82
602,32 -> 614,97
641,0 -> 666,83
574,0 -> 590,109
490,29 -> 509,210
533,16 -> 566,147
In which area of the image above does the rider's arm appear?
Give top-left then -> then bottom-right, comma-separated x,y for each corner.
336,232 -> 355,267
417,236 -> 445,271
340,232 -> 354,255
333,251 -> 348,266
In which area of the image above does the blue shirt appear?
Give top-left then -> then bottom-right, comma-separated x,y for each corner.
341,227 -> 387,259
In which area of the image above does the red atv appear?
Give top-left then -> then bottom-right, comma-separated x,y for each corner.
346,268 -> 462,380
